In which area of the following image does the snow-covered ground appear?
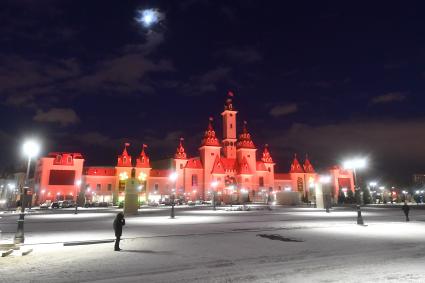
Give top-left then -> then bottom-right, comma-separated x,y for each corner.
1,206 -> 425,282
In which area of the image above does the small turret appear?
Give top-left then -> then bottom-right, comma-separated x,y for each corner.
136,144 -> 150,168
261,144 -> 274,163
236,121 -> 256,149
290,154 -> 304,173
174,138 -> 187,159
201,117 -> 220,147
303,154 -> 315,173
117,143 -> 132,167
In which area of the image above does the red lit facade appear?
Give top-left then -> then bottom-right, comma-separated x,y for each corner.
33,95 -> 354,204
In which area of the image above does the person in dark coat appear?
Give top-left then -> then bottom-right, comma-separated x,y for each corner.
113,212 -> 125,251
402,201 -> 410,222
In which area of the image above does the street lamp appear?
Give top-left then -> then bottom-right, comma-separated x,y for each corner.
169,172 -> 178,219
14,139 -> 40,244
211,181 -> 218,210
319,175 -> 332,213
74,180 -> 81,214
343,157 -> 367,225
138,172 -> 147,204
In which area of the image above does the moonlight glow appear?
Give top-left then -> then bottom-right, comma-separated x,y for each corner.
136,9 -> 159,27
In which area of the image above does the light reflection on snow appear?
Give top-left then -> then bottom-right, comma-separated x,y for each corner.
314,222 -> 425,240
128,215 -> 223,225
29,213 -> 115,220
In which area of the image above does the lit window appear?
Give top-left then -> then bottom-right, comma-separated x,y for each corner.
67,156 -> 72,163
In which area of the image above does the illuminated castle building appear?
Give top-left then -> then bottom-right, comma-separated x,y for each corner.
34,94 -> 354,205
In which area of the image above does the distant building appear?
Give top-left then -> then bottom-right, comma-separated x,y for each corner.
413,174 -> 425,186
32,94 -> 354,205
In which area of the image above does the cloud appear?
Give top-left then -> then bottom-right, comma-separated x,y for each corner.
371,92 -> 406,104
182,66 -> 234,95
0,29 -> 173,107
33,108 -> 80,126
270,103 -> 298,117
272,119 -> 425,169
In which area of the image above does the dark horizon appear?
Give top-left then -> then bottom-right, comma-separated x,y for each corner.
1,1 -> 425,186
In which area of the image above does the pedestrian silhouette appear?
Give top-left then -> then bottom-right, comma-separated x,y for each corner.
402,201 -> 410,222
113,212 -> 125,251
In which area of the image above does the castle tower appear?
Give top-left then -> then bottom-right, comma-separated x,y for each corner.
173,138 -> 188,194
221,91 -> 238,159
236,121 -> 257,190
115,143 -> 133,203
261,144 -> 275,189
289,154 -> 306,194
199,117 -> 221,199
135,144 -> 151,202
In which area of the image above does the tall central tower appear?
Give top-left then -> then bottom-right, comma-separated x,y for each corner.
221,91 -> 238,159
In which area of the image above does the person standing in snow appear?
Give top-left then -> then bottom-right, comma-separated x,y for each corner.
402,201 -> 410,222
113,212 -> 125,251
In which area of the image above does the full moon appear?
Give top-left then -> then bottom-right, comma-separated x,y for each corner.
136,9 -> 159,28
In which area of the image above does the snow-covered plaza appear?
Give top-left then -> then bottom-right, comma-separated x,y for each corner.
1,205 -> 425,282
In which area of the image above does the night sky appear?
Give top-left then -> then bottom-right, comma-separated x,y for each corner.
1,1 -> 425,186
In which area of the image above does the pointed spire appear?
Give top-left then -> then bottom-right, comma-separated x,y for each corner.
261,144 -> 274,163
303,154 -> 315,173
237,121 -> 256,149
201,117 -> 220,147
117,143 -> 132,167
224,91 -> 234,111
175,137 -> 188,159
136,144 -> 150,168
290,153 -> 304,173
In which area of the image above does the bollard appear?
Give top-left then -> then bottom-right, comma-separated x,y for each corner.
356,205 -> 364,225
170,203 -> 175,219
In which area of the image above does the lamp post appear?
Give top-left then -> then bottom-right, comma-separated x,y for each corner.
138,172 -> 147,205
169,172 -> 178,219
211,181 -> 218,210
369,182 -> 377,204
75,180 -> 81,214
343,157 -> 367,225
14,139 -> 40,244
319,175 -> 332,213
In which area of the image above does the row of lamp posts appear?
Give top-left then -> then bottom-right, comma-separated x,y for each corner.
13,142 -> 369,244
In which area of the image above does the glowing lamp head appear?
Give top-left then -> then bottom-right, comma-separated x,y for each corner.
343,158 -> 367,170
169,172 -> 178,182
23,140 -> 40,158
138,172 -> 147,181
75,180 -> 82,186
211,181 -> 218,188
119,172 -> 129,181
369,182 -> 377,187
